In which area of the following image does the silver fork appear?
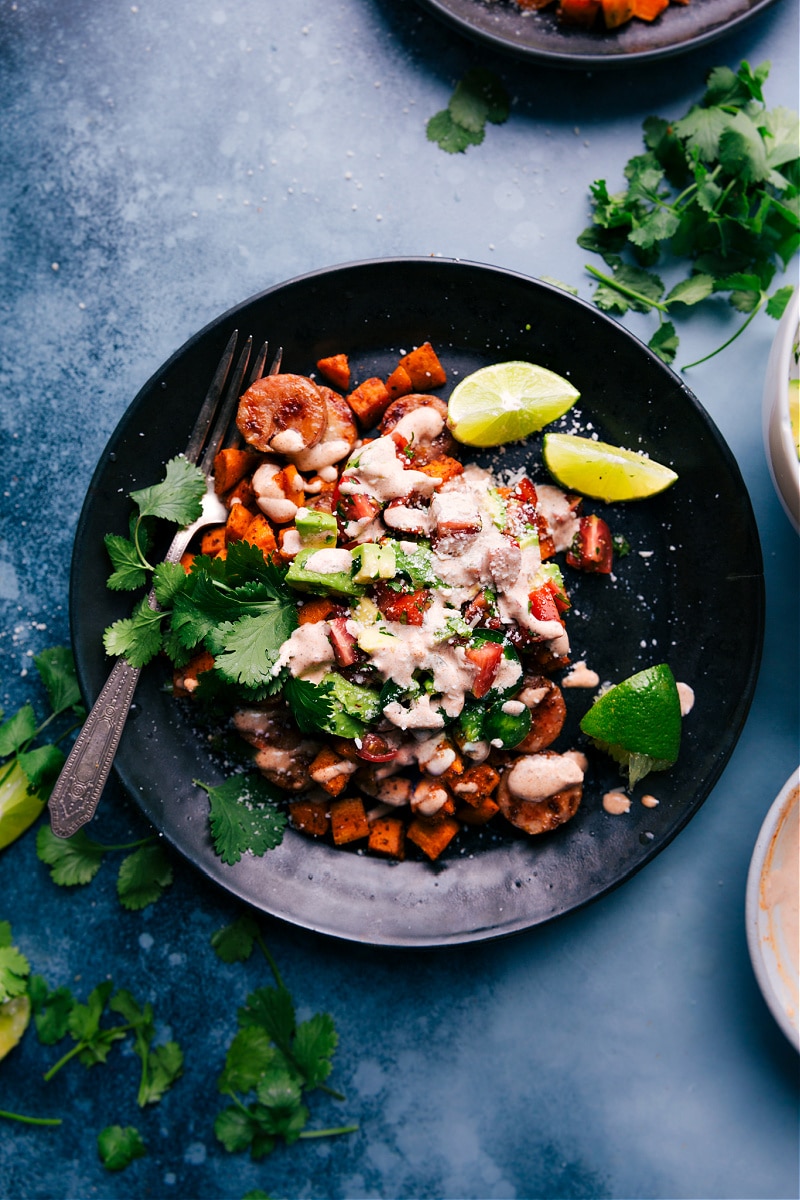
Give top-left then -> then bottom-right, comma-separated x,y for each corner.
48,331 -> 282,839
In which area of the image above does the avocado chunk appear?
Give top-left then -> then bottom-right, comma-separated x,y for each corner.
295,507 -> 338,547
285,547 -> 365,598
351,542 -> 397,584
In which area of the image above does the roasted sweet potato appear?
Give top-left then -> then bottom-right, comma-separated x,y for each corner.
456,797 -> 500,826
450,763 -> 501,806
330,796 -> 370,845
308,746 -> 356,797
225,502 -> 255,544
297,596 -> 337,625
368,815 -> 406,860
601,0 -> 634,24
241,513 -> 277,559
346,377 -> 392,429
316,353 -> 350,391
200,526 -> 227,558
417,456 -> 464,485
630,0 -> 668,16
398,342 -> 446,391
406,815 -> 460,861
289,796 -> 330,838
213,447 -> 261,495
385,364 -> 413,401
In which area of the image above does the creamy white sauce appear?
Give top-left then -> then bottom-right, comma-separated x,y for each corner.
603,791 -> 631,815
274,621 -> 336,682
270,429 -> 307,454
303,548 -> 352,575
534,484 -> 580,553
563,661 -> 601,688
677,682 -> 695,716
393,407 -> 445,442
506,752 -> 584,802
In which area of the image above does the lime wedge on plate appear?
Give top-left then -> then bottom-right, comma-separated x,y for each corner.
580,663 -> 681,788
447,361 -> 579,447
543,433 -> 678,502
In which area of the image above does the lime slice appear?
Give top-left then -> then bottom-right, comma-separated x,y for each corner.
543,432 -> 678,502
0,761 -> 46,851
580,663 -> 681,788
447,361 -> 580,447
0,995 -> 31,1061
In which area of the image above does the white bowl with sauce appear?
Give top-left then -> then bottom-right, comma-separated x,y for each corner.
746,769 -> 800,1050
762,289 -> 800,533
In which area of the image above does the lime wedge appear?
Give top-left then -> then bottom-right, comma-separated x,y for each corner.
0,995 -> 31,1061
580,663 -> 681,788
543,433 -> 678,502
447,361 -> 579,447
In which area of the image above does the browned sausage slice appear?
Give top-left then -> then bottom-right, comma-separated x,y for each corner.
237,374 -> 327,454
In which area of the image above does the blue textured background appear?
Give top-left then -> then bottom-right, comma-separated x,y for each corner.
1,1 -> 798,1197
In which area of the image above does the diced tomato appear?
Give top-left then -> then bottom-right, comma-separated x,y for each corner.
566,514 -> 613,574
335,488 -> 382,529
529,585 -> 562,623
356,732 -> 399,762
328,617 -> 360,668
465,640 -> 503,699
373,583 -> 432,626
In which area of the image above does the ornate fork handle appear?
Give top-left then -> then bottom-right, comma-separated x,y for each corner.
48,657 -> 142,837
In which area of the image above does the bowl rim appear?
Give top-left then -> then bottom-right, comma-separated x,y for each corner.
745,767 -> 800,1051
762,289 -> 800,532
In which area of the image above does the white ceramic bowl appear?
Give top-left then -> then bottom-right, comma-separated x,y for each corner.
746,769 -> 800,1050
762,288 -> 800,532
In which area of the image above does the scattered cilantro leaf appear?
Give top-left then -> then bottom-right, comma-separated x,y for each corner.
427,68 -> 509,154
36,826 -> 106,886
129,456 -> 206,525
210,915 -> 261,964
28,975 -> 74,1045
196,775 -> 287,866
103,596 -> 165,667
97,1124 -> 147,1171
110,990 -> 184,1106
116,844 -> 173,911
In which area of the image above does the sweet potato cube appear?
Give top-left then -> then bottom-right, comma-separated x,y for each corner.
225,502 -> 256,544
200,526 -> 227,557
180,550 -> 195,575
346,377 -> 392,429
368,816 -> 406,860
316,353 -> 351,391
213,447 -> 261,495
385,365 -> 413,401
418,456 -> 464,485
298,596 -> 337,625
406,815 -> 460,861
226,475 -> 258,511
289,797 -> 330,838
451,763 -> 501,807
456,797 -> 500,826
601,0 -> 634,25
330,796 -> 370,845
397,343 -> 446,391
242,513 -> 277,559
631,0 -> 668,16
308,746 -> 355,797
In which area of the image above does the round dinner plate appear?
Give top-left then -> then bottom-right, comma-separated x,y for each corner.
70,258 -> 764,947
413,0 -> 779,68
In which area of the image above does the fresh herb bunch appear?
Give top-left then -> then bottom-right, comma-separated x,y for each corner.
211,915 -> 358,1161
579,60 -> 799,368
0,647 -> 84,850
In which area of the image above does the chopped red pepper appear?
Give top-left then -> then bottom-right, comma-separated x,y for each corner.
566,514 -> 613,574
356,732 -> 399,762
328,617 -> 360,668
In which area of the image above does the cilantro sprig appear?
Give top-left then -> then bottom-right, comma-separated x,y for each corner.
35,825 -> 173,909
579,60 -> 798,368
211,915 -> 358,1160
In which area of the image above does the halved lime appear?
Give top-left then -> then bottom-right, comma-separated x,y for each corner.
0,995 -> 31,1061
580,663 -> 681,788
543,432 -> 678,502
447,362 -> 580,447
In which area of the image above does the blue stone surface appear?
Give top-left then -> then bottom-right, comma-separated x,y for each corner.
0,1 -> 798,1197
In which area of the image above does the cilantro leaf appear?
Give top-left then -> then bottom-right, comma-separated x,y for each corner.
648,322 -> 679,365
116,844 -> 173,911
292,1013 -> 337,1089
211,915 -> 260,964
215,1106 -> 264,1154
97,1125 -> 147,1171
218,1026 -> 279,1094
17,743 -> 65,791
766,285 -> 794,319
665,274 -> 716,307
426,109 -> 483,154
104,534 -> 149,591
198,775 -> 287,865
210,606 -> 297,690
33,647 -> 81,716
109,989 -> 183,1106
449,67 -> 509,132
28,975 -> 74,1045
0,705 -> 37,757
36,825 -> 105,886
102,597 -> 165,667
129,456 -> 206,524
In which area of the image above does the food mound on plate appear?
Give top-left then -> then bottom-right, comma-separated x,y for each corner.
173,343 -> 615,863
508,0 -> 684,32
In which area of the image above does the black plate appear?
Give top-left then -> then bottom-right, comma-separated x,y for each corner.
414,0 -> 778,68
70,258 -> 763,947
